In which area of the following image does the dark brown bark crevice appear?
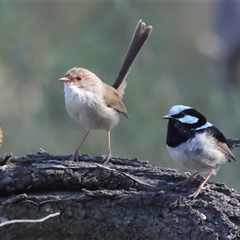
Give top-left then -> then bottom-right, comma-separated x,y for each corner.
0,150 -> 240,240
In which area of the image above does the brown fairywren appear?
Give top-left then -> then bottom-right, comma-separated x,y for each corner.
59,20 -> 152,163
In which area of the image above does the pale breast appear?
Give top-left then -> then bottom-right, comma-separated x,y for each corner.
63,83 -> 120,131
167,132 -> 227,175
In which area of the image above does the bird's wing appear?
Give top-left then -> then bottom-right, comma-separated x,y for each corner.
103,85 -> 129,118
216,141 -> 236,162
199,126 -> 237,162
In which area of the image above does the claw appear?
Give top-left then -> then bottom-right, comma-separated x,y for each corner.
103,153 -> 111,165
188,169 -> 214,199
70,150 -> 79,162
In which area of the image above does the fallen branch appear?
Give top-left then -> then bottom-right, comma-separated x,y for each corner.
0,150 -> 239,239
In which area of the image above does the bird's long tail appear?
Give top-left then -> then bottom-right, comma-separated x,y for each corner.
112,20 -> 152,93
228,139 -> 240,148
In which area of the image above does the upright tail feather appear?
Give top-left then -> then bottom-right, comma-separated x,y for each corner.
112,20 -> 152,91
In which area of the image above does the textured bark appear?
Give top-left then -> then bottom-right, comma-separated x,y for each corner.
0,149 -> 240,240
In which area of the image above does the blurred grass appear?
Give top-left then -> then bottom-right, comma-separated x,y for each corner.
1,2 -> 240,191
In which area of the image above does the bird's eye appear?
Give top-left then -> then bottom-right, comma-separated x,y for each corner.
76,76 -> 81,81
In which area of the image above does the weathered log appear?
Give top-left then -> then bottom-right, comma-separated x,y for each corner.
0,149 -> 240,240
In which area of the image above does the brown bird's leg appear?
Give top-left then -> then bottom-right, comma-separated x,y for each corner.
71,130 -> 91,161
189,169 -> 215,199
103,130 -> 112,164
99,21 -> 151,163
177,171 -> 199,186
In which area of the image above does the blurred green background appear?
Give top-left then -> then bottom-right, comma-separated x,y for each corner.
1,2 -> 240,191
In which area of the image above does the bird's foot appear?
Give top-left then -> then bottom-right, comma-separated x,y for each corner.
103,153 -> 112,165
189,184 -> 209,199
70,150 -> 80,162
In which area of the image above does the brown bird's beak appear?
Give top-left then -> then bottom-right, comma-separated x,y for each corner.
59,77 -> 70,82
163,115 -> 171,119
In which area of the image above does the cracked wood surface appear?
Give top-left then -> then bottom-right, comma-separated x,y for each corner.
0,150 -> 240,240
